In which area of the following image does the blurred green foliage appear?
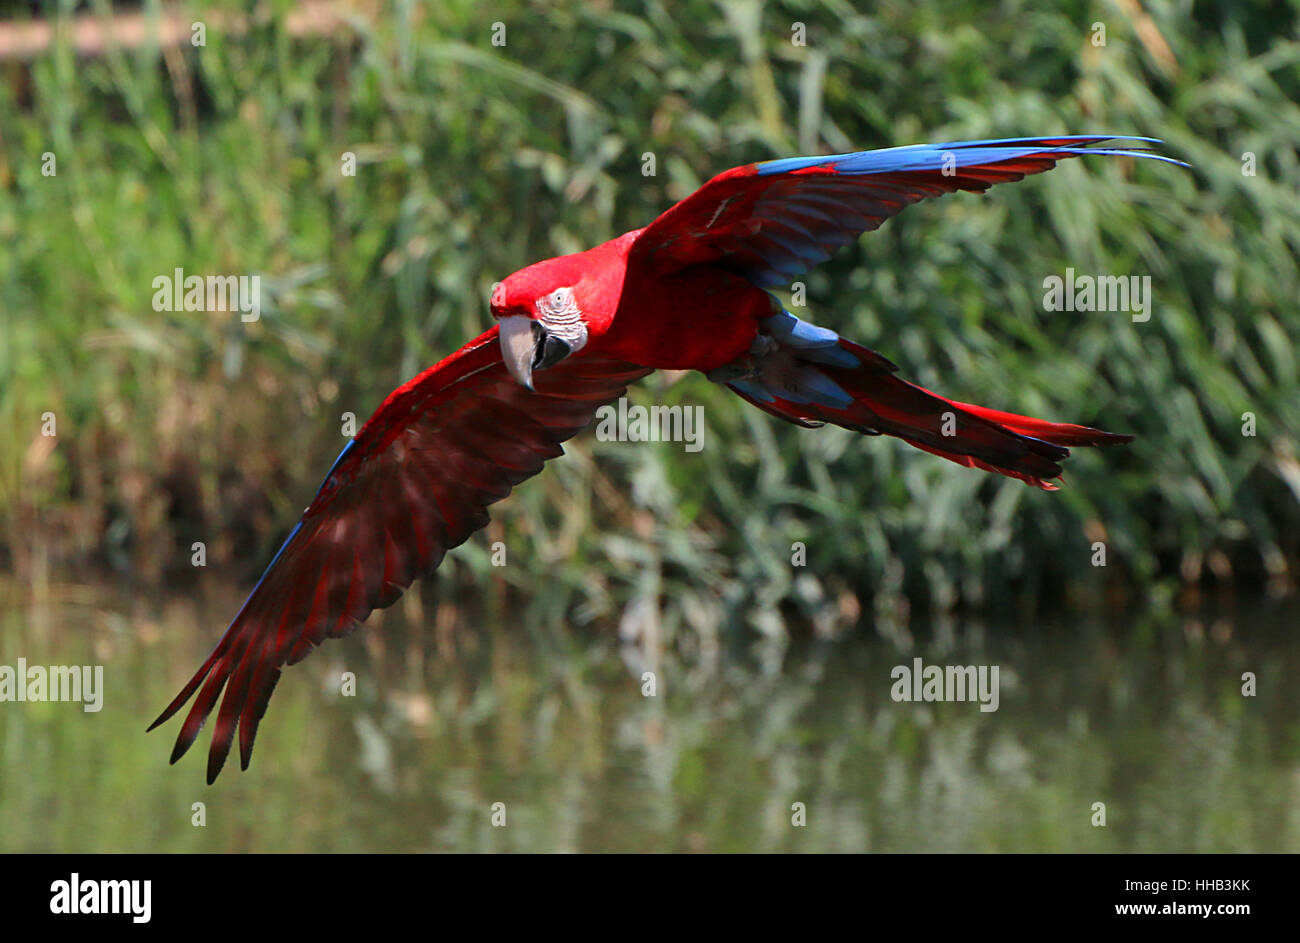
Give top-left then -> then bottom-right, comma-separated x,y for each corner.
2,0 -> 1299,640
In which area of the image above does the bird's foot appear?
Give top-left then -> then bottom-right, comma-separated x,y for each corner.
705,333 -> 778,384
708,306 -> 857,410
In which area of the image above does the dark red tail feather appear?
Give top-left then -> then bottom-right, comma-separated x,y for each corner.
739,337 -> 1132,489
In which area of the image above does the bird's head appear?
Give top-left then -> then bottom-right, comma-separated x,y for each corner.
490,262 -> 590,391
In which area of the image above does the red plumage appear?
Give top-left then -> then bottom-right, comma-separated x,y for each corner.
153,136 -> 1178,780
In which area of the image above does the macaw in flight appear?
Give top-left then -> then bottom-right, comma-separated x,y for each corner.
151,135 -> 1184,782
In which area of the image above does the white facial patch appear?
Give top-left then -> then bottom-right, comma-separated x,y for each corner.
536,286 -> 587,353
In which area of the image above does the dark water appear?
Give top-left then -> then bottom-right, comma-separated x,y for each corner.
1,579 -> 1297,852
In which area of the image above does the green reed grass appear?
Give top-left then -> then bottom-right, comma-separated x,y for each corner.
2,0 -> 1298,638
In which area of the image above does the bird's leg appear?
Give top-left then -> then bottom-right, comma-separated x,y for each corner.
707,307 -> 858,410
705,333 -> 778,384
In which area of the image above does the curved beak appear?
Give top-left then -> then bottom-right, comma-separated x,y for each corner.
498,315 -> 575,391
498,315 -> 539,391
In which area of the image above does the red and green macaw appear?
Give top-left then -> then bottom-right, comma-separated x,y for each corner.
152,135 -> 1183,781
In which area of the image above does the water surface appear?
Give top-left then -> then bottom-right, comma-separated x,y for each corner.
2,580 -> 1297,852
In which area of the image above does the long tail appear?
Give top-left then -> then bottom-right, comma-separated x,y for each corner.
723,311 -> 1132,489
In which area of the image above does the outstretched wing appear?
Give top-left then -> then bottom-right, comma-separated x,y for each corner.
630,135 -> 1186,287
150,327 -> 651,783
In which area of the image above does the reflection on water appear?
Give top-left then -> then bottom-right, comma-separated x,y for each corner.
1,579 -> 1297,852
